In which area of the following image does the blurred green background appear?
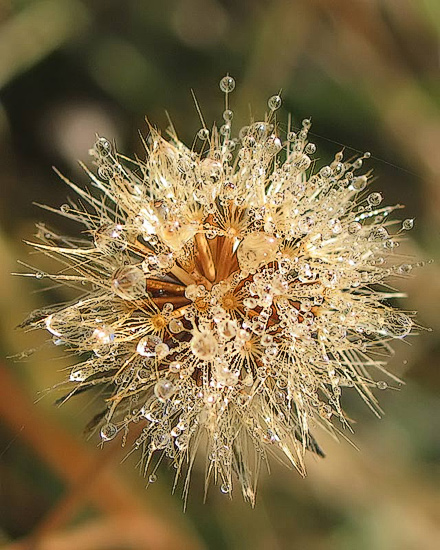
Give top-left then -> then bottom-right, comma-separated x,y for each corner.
0,1 -> 439,549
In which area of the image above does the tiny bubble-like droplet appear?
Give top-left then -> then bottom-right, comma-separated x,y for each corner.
100,423 -> 118,441
268,95 -> 282,111
219,75 -> 235,93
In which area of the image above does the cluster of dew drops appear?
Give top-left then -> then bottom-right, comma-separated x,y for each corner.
29,75 -> 427,500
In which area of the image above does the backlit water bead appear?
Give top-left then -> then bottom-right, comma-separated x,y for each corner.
155,342 -> 170,360
351,175 -> 367,191
305,143 -> 316,155
223,109 -> 233,122
219,75 -> 235,93
197,128 -> 210,141
368,192 -> 383,206
169,361 -> 181,373
402,218 -> 414,230
100,423 -> 118,441
237,232 -> 278,270
94,223 -> 126,252
169,319 -> 184,334
137,335 -> 163,357
111,266 -> 146,300
268,95 -> 282,111
95,137 -> 112,157
154,378 -> 175,401
190,331 -> 218,360
92,326 -> 115,345
97,164 -> 114,180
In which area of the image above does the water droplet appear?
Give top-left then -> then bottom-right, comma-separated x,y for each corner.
223,109 -> 233,122
154,378 -> 175,401
377,381 -> 388,390
111,266 -> 146,300
368,192 -> 382,206
219,75 -> 235,93
92,326 -> 115,345
155,342 -> 170,360
97,164 -> 114,180
351,176 -> 367,191
95,137 -> 112,157
305,143 -> 316,154
137,335 -> 163,357
237,232 -> 279,270
402,218 -> 414,230
169,361 -> 181,373
100,422 -> 117,440
148,473 -> 157,483
268,95 -> 282,111
220,483 -> 231,494
169,319 -> 184,334
197,128 -> 209,141
190,331 -> 218,361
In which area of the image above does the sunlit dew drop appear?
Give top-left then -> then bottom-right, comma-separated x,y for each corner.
197,128 -> 210,141
351,175 -> 367,192
386,312 -> 412,338
100,422 -> 118,441
148,473 -> 157,484
169,319 -> 184,334
368,192 -> 383,206
402,218 -> 414,230
94,223 -> 126,252
97,164 -> 114,180
268,95 -> 282,111
223,109 -> 233,122
169,360 -> 181,373
237,232 -> 279,270
190,331 -> 218,361
220,483 -> 231,494
305,142 -> 316,155
95,137 -> 112,158
111,265 -> 146,300
155,343 -> 170,360
137,335 -> 163,357
219,75 -> 235,93
154,378 -> 175,402
377,381 -> 388,390
92,326 -> 115,345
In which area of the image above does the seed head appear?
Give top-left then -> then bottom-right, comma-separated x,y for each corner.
24,76 -> 417,504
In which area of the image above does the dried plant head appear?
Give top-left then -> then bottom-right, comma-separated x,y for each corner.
21,75 -> 422,505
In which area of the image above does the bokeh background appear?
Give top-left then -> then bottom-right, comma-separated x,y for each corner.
1,1 -> 439,549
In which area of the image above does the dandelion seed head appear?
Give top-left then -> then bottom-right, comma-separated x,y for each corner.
25,75 -> 418,504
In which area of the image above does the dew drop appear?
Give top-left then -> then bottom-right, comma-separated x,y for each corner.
223,109 -> 233,122
268,95 -> 282,111
368,192 -> 383,206
137,335 -> 163,357
111,266 -> 146,300
154,378 -> 175,401
100,422 -> 118,440
219,75 -> 235,93
95,137 -> 112,157
169,319 -> 184,334
190,331 -> 218,361
402,218 -> 414,230
197,128 -> 209,141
